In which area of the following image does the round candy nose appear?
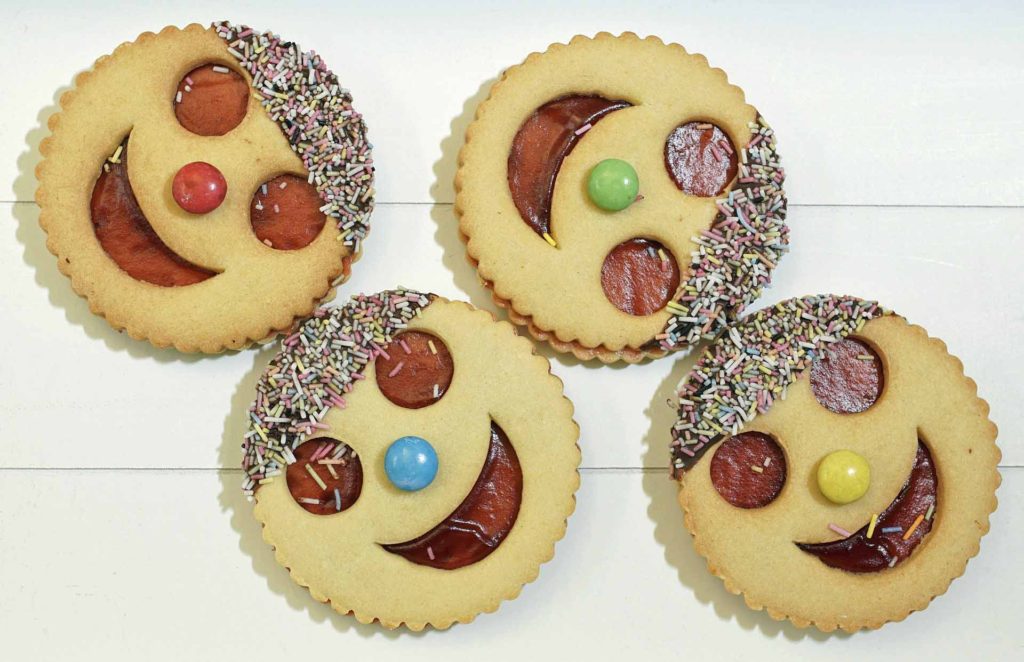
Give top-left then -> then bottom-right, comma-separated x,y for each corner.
385,436 -> 439,491
817,449 -> 871,504
587,158 -> 639,211
172,161 -> 227,214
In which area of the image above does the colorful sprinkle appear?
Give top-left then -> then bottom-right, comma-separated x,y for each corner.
659,115 -> 788,351
903,514 -> 925,540
925,503 -> 935,521
867,513 -> 879,539
881,526 -> 903,535
542,232 -> 558,248
242,289 -> 431,496
828,523 -> 853,538
750,465 -> 764,474
670,295 -> 884,475
305,463 -> 327,491
215,22 -> 374,251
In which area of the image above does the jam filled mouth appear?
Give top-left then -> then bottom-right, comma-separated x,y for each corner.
380,422 -> 523,570
797,441 -> 937,573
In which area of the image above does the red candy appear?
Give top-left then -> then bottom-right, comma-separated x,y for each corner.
172,162 -> 227,214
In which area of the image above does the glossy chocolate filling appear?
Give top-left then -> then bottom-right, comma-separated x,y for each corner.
797,441 -> 937,573
601,238 -> 680,316
381,422 -> 522,570
709,432 -> 787,509
810,337 -> 884,414
285,438 -> 363,516
375,331 -> 454,409
90,137 -> 216,286
250,175 -> 329,250
508,95 -> 630,238
664,121 -> 737,197
174,63 -> 249,136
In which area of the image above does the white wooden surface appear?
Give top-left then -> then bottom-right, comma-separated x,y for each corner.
1,1 -> 1021,660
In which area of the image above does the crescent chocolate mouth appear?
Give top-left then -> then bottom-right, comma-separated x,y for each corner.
380,421 -> 523,570
796,440 -> 937,573
91,135 -> 217,287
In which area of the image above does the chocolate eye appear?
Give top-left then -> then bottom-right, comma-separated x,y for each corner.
174,64 -> 249,136
810,337 -> 884,414
375,331 -> 454,409
664,121 -> 737,197
250,175 -> 329,250
286,438 -> 362,515
709,432 -> 787,509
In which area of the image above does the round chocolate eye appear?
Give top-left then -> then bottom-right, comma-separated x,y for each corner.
286,438 -> 362,515
710,432 -> 787,509
810,337 -> 884,414
375,331 -> 454,409
250,175 -> 328,249
664,121 -> 737,197
385,436 -> 439,491
817,449 -> 871,504
601,238 -> 680,316
172,162 -> 227,214
174,64 -> 249,136
587,158 -> 639,211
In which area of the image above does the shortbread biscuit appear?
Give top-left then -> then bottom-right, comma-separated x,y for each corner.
671,295 -> 1000,631
456,33 -> 788,363
36,22 -> 373,352
245,290 -> 581,630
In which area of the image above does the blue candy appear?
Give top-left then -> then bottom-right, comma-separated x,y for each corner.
385,436 -> 439,491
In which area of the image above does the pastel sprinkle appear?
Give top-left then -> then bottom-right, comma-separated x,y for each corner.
427,546 -> 435,561
334,488 -> 342,511
428,339 -> 437,355
867,513 -> 879,539
881,526 -> 903,535
305,463 -> 327,491
828,523 -> 853,538
215,22 -> 374,251
750,465 -> 764,474
542,232 -> 558,248
388,361 -> 404,377
925,503 -> 935,521
903,514 -> 925,540
325,463 -> 339,480
659,115 -> 789,351
670,295 -> 884,475
242,289 -> 431,496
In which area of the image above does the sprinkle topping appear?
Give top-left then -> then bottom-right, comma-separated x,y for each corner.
214,21 -> 374,251
243,289 -> 432,495
658,116 -> 789,351
670,295 -> 884,476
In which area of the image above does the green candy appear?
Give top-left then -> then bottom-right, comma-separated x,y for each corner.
587,159 -> 639,212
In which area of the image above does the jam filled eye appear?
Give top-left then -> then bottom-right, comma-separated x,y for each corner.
710,432 -> 787,509
286,438 -> 362,515
250,175 -> 328,250
664,121 -> 737,197
601,238 -> 679,316
174,64 -> 249,136
810,337 -> 884,414
375,331 -> 454,409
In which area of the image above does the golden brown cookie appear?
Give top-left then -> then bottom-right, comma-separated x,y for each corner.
671,295 -> 1000,632
244,289 -> 580,630
456,33 -> 788,363
36,22 -> 374,352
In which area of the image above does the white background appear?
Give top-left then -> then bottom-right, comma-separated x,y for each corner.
1,1 -> 1021,660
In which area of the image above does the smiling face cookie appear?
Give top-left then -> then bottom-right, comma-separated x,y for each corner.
456,33 -> 788,363
36,22 -> 373,352
671,295 -> 1000,632
244,290 -> 580,630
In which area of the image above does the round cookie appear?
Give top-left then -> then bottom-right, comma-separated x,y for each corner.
456,33 -> 788,363
670,295 -> 1000,632
244,289 -> 580,630
36,22 -> 373,352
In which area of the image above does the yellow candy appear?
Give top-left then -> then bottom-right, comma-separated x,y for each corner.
816,450 -> 870,504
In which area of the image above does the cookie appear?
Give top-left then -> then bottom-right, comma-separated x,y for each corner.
670,295 -> 1000,631
36,22 -> 373,352
244,289 -> 580,630
456,33 -> 788,363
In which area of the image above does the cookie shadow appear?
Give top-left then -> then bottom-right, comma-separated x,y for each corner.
428,76 -> 499,317
641,347 -> 845,641
216,346 -> 429,638
11,84 -> 204,363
